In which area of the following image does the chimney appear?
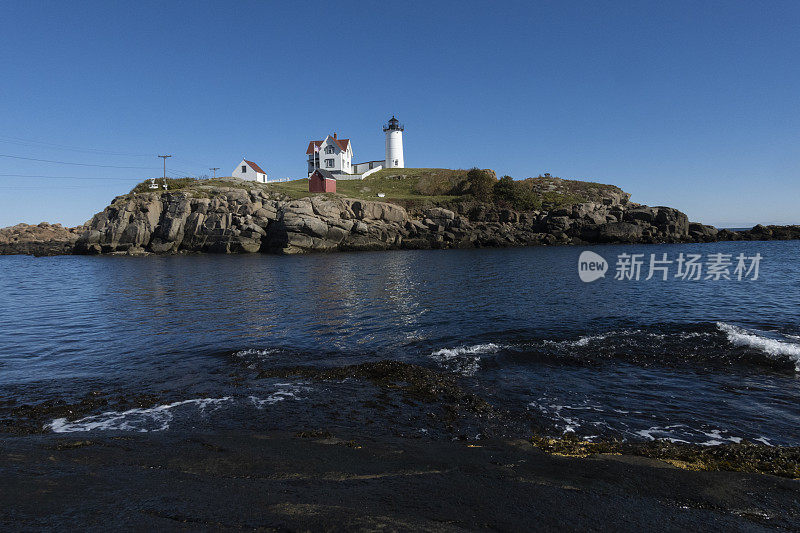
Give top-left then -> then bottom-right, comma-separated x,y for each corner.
333,132 -> 337,139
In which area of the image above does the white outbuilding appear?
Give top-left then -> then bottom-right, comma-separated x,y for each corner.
232,159 -> 268,183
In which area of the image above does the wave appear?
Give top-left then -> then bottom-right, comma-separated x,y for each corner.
428,343 -> 502,376
540,329 -> 713,350
486,323 -> 800,372
235,348 -> 279,358
248,383 -> 310,408
635,425 -> 745,446
47,397 -> 232,433
528,399 -> 760,446
716,322 -> 800,371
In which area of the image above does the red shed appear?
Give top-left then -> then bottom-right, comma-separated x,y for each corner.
309,168 -> 337,193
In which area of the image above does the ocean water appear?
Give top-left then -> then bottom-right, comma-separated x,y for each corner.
1,241 -> 799,445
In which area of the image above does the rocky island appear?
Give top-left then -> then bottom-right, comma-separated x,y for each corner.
3,169 -> 798,256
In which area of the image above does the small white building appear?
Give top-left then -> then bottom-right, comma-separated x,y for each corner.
306,134 -> 352,176
232,159 -> 268,183
353,160 -> 384,174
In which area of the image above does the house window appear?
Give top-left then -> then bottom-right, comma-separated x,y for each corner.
325,159 -> 334,168
242,165 -> 246,173
325,146 -> 334,154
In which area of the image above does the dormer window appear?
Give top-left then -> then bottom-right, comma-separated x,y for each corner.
324,145 -> 335,154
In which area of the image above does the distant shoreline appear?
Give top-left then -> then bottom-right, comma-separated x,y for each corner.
1,220 -> 799,257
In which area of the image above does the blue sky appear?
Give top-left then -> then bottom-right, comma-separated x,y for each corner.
1,0 -> 797,227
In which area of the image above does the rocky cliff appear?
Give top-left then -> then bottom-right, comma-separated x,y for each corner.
68,180 -> 782,256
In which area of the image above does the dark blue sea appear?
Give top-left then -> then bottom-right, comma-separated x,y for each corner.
1,241 -> 799,445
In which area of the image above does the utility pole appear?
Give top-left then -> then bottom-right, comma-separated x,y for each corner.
157,155 -> 172,180
210,167 -> 220,179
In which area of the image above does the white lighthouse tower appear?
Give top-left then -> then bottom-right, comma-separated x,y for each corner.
383,115 -> 404,169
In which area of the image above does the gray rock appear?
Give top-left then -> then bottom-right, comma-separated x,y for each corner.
597,222 -> 644,242
425,207 -> 456,222
624,207 -> 658,224
546,216 -> 572,232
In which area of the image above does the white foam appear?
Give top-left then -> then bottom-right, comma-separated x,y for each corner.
248,383 -> 310,408
428,343 -> 502,376
542,332 -> 616,348
235,348 -> 279,359
542,329 -> 713,350
631,424 -> 693,443
46,397 -> 231,433
528,402 -> 582,433
717,322 -> 800,370
698,429 -> 742,446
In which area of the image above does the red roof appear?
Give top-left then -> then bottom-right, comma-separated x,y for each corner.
306,141 -> 322,155
244,159 -> 266,174
306,137 -> 350,154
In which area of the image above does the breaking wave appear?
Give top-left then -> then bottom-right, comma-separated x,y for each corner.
248,383 -> 310,408
472,323 -> 800,372
235,348 -> 279,358
716,322 -> 800,371
428,343 -> 503,376
528,399 -> 770,446
47,397 -> 232,433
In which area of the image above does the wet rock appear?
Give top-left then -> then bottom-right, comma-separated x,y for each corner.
530,433 -> 800,479
257,360 -> 493,414
0,391 -> 163,435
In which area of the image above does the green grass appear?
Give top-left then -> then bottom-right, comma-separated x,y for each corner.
266,168 -> 466,203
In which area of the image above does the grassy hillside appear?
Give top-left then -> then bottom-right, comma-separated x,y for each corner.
267,168 -> 468,202
128,169 -> 628,211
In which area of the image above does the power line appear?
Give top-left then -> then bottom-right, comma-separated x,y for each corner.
172,156 -> 213,169
0,136 -> 154,157
0,153 -> 157,169
167,166 -> 198,175
0,174 -> 141,181
0,185 -> 89,190
0,134 -> 219,173
210,167 -> 220,179
0,134 -> 216,173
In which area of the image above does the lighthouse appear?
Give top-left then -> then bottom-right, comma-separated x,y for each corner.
383,115 -> 404,169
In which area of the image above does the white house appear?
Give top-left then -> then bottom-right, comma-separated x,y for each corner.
232,159 -> 268,183
306,134 -> 352,176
